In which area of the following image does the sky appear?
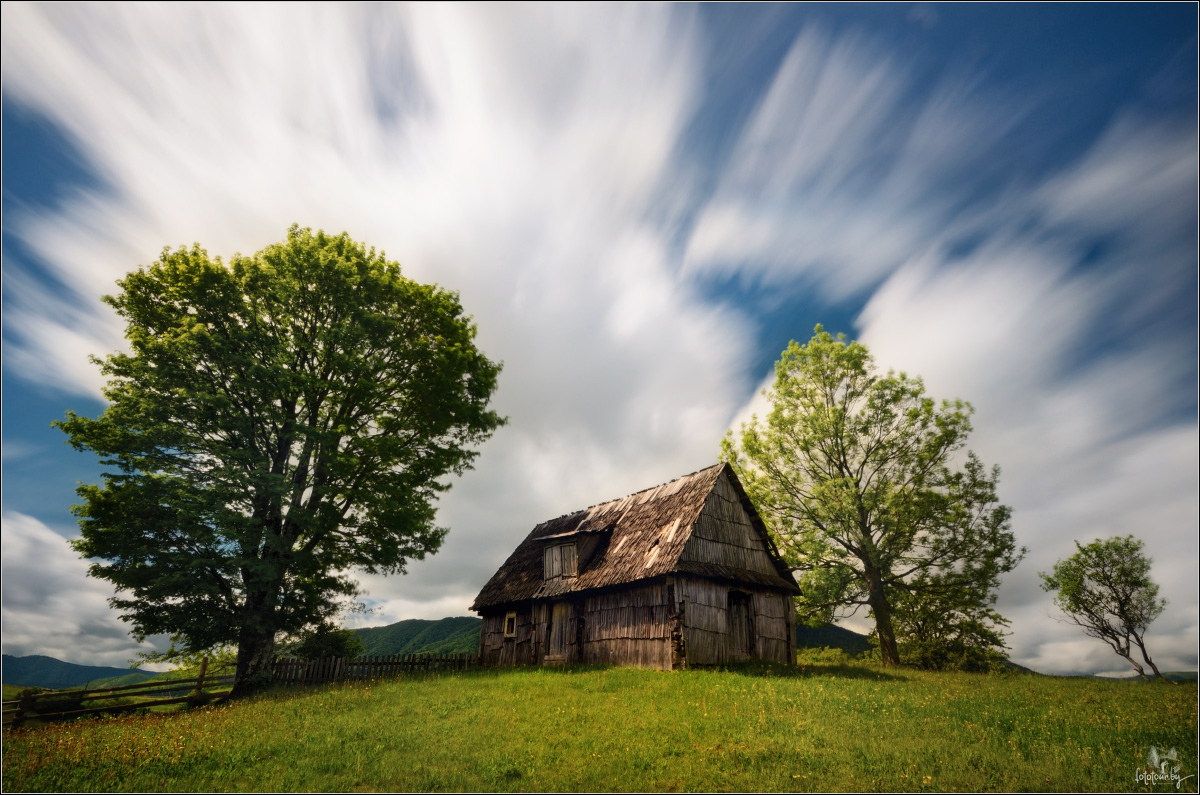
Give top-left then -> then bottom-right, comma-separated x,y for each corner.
2,3 -> 1196,677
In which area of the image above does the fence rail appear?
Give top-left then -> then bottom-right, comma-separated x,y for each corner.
3,652 -> 479,728
2,659 -> 233,729
273,652 -> 479,684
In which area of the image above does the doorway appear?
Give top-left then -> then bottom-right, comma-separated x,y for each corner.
727,591 -> 754,660
545,602 -> 570,663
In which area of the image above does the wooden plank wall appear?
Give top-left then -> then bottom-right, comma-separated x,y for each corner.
482,581 -> 793,669
679,470 -> 779,578
678,577 -> 728,665
578,583 -> 672,669
751,590 -> 793,663
480,609 -> 537,665
677,577 -> 792,665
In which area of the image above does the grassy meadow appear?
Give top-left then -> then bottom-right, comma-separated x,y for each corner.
3,659 -> 1196,792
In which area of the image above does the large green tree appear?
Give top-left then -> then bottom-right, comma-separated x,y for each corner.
1040,535 -> 1167,681
56,226 -> 505,691
721,327 -> 1024,666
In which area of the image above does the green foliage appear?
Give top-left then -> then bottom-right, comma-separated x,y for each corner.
1041,535 -> 1168,681
280,623 -> 367,661
5,665 -> 1196,792
883,583 -> 1013,672
55,226 -> 505,683
354,617 -> 482,656
794,645 -> 859,665
149,643 -> 239,679
722,326 -> 1024,665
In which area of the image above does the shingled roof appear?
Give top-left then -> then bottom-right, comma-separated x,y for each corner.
471,463 -> 798,611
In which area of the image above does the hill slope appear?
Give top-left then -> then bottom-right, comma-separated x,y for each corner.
351,618 -> 873,658
1,654 -> 156,690
353,617 -> 482,656
795,623 -> 874,655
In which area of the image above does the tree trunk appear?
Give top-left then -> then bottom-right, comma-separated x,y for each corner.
1132,634 -> 1165,681
1117,650 -> 1149,681
232,593 -> 278,696
865,569 -> 900,666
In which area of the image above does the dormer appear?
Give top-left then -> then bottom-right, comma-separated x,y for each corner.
542,541 -> 578,580
537,524 -> 612,581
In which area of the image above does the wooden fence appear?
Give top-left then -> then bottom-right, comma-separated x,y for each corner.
273,652 -> 479,684
3,653 -> 478,728
2,659 -> 233,729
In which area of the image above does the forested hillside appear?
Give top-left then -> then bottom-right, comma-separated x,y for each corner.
1,655 -> 156,690
794,624 -> 873,655
353,617 -> 482,656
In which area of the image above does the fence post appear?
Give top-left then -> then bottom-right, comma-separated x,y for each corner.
189,656 -> 208,707
13,689 -> 35,729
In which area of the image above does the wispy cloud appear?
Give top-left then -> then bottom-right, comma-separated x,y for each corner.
1,3 -> 751,642
854,110 -> 1198,674
1,511 -> 163,667
682,26 -> 1026,300
2,4 -> 1194,675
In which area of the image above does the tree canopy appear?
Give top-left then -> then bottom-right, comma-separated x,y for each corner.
56,225 -> 505,689
1040,535 -> 1167,680
721,326 -> 1024,667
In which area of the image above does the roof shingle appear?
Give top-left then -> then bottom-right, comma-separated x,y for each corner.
471,463 -> 797,611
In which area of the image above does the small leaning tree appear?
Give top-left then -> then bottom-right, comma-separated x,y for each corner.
1040,535 -> 1168,681
56,226 -> 505,692
721,326 -> 1024,667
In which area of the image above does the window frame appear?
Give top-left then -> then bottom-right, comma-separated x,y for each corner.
543,541 -> 578,580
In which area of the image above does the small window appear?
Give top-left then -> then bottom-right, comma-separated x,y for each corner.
560,543 -> 578,577
543,542 -> 578,579
504,611 -> 517,638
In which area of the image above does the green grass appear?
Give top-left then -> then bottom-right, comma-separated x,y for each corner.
3,661 -> 1195,792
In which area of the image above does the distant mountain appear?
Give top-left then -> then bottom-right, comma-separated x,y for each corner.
353,617 -> 482,656
795,624 -> 874,656
1091,670 -> 1197,683
1,654 -> 157,690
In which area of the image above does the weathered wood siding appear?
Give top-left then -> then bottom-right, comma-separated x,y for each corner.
678,468 -> 780,578
578,583 -> 673,669
480,607 -> 537,666
676,576 -> 793,665
751,588 -> 795,664
483,575 -> 793,668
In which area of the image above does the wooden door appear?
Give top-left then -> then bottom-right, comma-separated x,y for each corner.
727,591 -> 754,660
546,602 -> 570,663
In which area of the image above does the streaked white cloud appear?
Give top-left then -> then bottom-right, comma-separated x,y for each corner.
853,116 -> 1198,675
682,26 -> 1024,301
1,4 -> 1194,677
1,2 -> 750,645
1,511 -> 165,668
704,17 -> 1197,674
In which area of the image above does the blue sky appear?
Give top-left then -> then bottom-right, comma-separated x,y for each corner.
2,3 -> 1196,675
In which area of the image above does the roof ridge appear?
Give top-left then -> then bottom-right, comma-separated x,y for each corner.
525,463 -> 724,530
575,462 -> 723,514
471,461 -> 800,613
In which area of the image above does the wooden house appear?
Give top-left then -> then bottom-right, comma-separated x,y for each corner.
470,463 -> 799,669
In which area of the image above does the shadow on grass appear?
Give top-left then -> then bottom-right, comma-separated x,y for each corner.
433,660 -> 909,682
244,660 -> 909,702
706,660 -> 909,682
